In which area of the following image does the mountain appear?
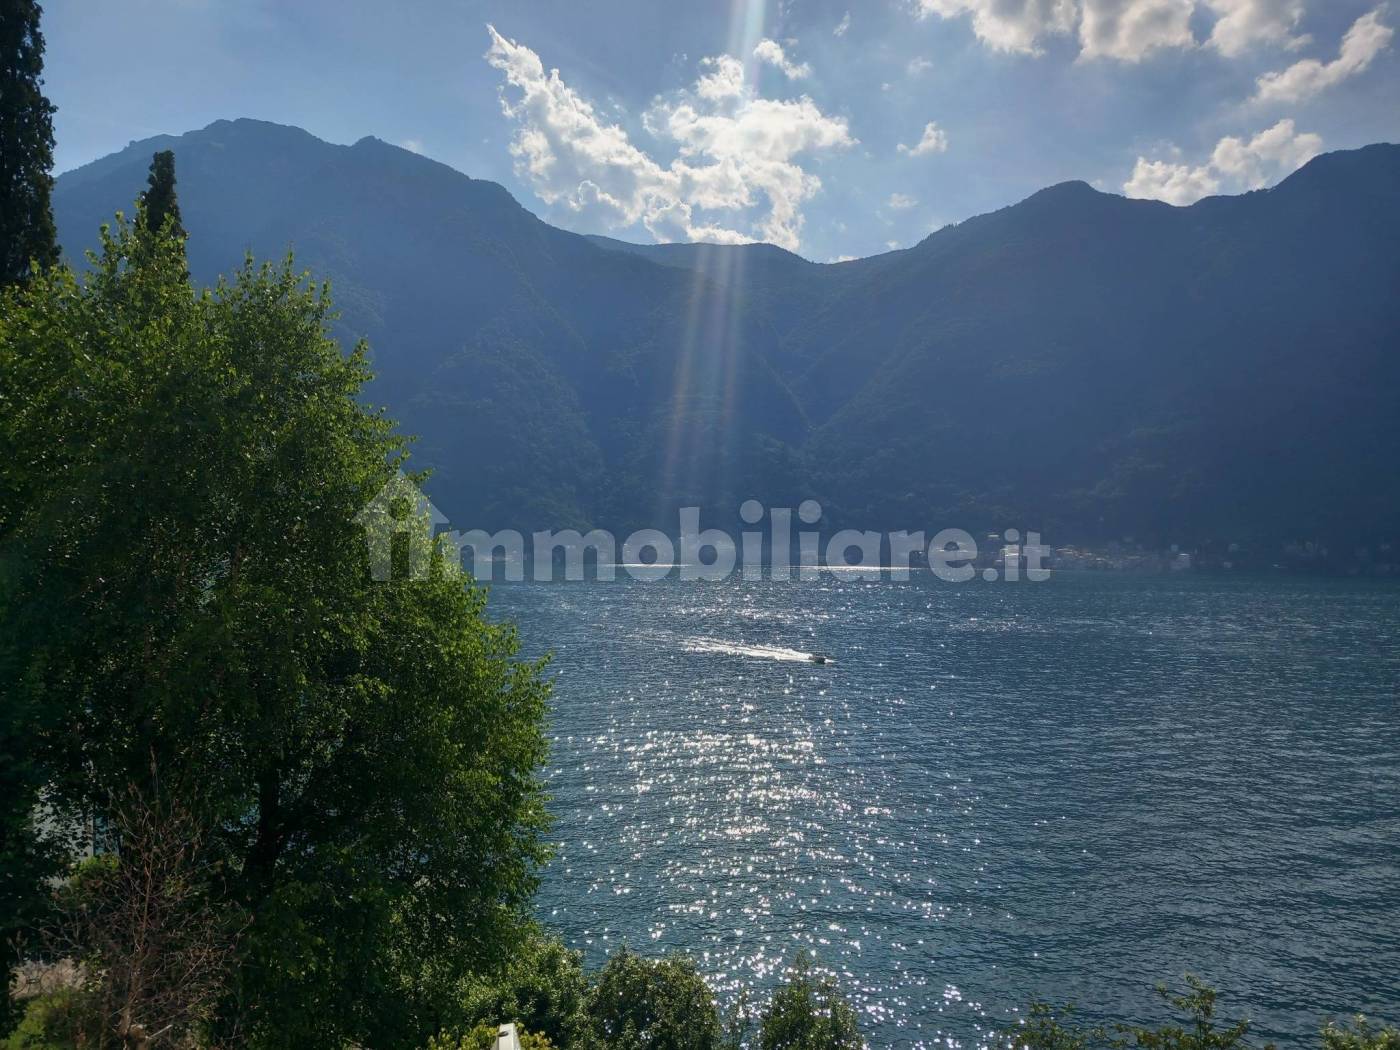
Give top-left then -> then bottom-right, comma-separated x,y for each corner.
53,120 -> 1400,549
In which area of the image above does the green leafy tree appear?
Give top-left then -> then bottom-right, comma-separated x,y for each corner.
1003,977 -> 1269,1050
756,952 -> 862,1050
582,947 -> 726,1050
427,1023 -> 555,1050
0,0 -> 59,285
0,206 -> 552,1050
0,1 -> 67,993
1,989 -> 86,1050
457,931 -> 589,1048
0,744 -> 61,1036
137,151 -> 184,241
1321,1020 -> 1400,1050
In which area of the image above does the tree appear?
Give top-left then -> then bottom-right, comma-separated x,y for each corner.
0,758 -> 61,1038
45,790 -> 245,1049
0,0 -> 59,285
1002,977 -> 1269,1050
428,1024 -> 555,1050
1322,1020 -> 1400,1050
0,209 -> 552,1050
756,953 -> 861,1050
457,932 -> 589,1048
582,948 -> 726,1050
137,151 -> 184,241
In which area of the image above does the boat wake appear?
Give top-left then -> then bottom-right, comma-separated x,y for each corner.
683,638 -> 830,664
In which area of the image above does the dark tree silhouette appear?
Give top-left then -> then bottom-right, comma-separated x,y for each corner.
139,151 -> 185,240
0,0 -> 59,284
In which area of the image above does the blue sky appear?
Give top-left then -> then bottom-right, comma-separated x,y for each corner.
44,0 -> 1400,261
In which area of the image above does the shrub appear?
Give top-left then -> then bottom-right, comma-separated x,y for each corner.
1321,1020 -> 1400,1050
1003,976 -> 1266,1050
756,952 -> 861,1050
2,991 -> 86,1050
427,1023 -> 555,1050
582,947 -> 725,1050
457,934 -> 588,1048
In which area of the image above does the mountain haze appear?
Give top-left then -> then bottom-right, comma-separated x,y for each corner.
53,120 -> 1400,547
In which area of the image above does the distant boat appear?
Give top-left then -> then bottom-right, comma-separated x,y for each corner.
809,654 -> 829,664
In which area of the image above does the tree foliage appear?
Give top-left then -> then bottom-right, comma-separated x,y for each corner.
755,953 -> 861,1050
0,0 -> 59,285
1003,977 -> 1268,1050
45,793 -> 245,1049
457,932 -> 589,1049
1322,1020 -> 1400,1050
427,1023 -> 555,1050
137,151 -> 184,242
0,200 -> 552,1049
580,948 -> 726,1050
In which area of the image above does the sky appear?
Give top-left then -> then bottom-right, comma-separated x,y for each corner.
43,0 -> 1400,262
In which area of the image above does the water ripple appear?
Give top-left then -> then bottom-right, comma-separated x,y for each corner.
492,573 -> 1400,1048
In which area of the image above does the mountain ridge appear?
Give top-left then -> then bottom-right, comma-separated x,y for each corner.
52,119 -> 1400,548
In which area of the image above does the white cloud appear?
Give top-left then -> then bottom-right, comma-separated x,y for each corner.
1124,157 -> 1222,204
1078,0 -> 1195,60
887,192 -> 919,208
695,54 -> 747,102
1254,7 -> 1393,102
914,0 -> 1077,54
1124,118 -> 1323,204
830,253 -> 858,262
834,11 -> 852,36
753,38 -> 812,79
907,56 -> 935,74
1209,117 -> 1324,183
484,25 -> 854,251
400,138 -> 424,154
898,121 -> 950,156
915,0 -> 1333,59
1204,0 -> 1307,56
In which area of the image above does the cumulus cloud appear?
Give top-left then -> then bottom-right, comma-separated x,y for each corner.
1125,157 -> 1222,204
915,0 -> 1077,54
484,25 -> 854,250
1079,0 -> 1195,60
753,38 -> 812,79
898,121 -> 950,156
1254,7 -> 1393,102
1204,0 -> 1307,56
887,192 -> 919,208
1124,118 -> 1323,204
915,0 -> 1335,59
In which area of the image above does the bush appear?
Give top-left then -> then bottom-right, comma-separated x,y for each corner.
457,934 -> 588,1048
2,991 -> 86,1050
756,953 -> 861,1050
427,1023 -> 555,1050
582,947 -> 725,1050
1322,1020 -> 1400,1050
1004,976 -> 1264,1050
45,795 -> 244,1050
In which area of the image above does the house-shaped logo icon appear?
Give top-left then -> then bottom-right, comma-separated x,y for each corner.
354,471 -> 451,581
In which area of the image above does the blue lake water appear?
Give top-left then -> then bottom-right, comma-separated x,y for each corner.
488,572 -> 1400,1048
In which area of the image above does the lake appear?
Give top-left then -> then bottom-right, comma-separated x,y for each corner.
488,571 -> 1400,1048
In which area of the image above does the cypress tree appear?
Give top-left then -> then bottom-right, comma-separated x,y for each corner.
0,0 -> 60,285
139,150 -> 185,240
